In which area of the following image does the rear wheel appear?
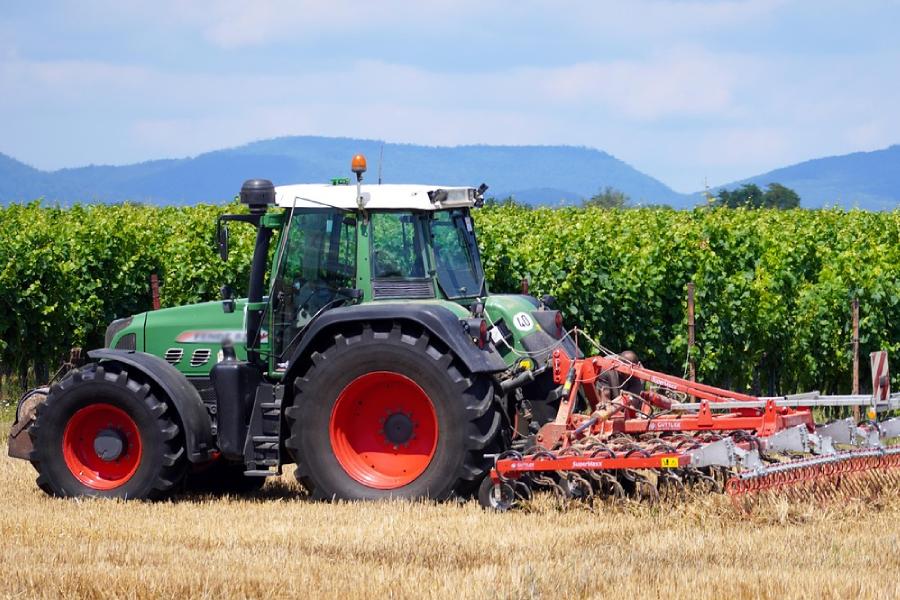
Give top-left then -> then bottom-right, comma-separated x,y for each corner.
285,322 -> 503,500
28,364 -> 186,499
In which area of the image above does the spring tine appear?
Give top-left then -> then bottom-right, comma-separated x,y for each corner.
636,473 -> 660,504
569,472 -> 594,503
513,480 -> 533,501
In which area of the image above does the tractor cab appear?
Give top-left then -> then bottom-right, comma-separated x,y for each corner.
264,182 -> 488,365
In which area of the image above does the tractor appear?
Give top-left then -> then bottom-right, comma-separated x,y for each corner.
9,154 -> 900,509
8,154 -> 571,501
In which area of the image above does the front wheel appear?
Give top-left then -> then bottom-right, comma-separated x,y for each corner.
28,364 -> 186,499
285,322 -> 503,500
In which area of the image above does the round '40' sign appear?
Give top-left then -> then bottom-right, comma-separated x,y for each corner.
512,312 -> 534,332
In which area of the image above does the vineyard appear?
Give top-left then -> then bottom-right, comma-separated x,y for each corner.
0,201 -> 898,396
2,201 -> 900,599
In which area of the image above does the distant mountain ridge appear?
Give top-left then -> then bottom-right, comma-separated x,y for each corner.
0,136 -> 898,209
0,136 -> 687,207
708,145 -> 900,210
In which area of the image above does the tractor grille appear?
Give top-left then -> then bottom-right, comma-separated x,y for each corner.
372,279 -> 435,299
190,348 -> 212,367
164,348 -> 183,365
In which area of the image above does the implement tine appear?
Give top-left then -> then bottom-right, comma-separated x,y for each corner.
726,446 -> 900,511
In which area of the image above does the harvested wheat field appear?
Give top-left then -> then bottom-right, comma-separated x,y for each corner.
2,426 -> 899,600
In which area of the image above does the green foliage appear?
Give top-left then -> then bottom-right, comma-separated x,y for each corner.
715,183 -> 801,209
0,201 -> 255,381
583,186 -> 630,209
0,201 -> 897,396
476,205 -> 900,394
483,196 -> 530,209
762,183 -> 801,209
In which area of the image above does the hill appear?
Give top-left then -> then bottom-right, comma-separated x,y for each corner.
0,136 -> 687,207
709,145 -> 900,210
4,137 -> 898,209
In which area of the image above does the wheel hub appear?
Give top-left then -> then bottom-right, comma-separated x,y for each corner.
382,412 -> 414,445
93,428 -> 126,462
62,403 -> 143,490
329,371 -> 439,490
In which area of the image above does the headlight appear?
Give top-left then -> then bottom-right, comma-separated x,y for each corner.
104,316 -> 134,348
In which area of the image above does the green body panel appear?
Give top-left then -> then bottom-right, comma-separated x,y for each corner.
355,217 -> 372,300
483,295 -> 547,362
110,299 -> 250,378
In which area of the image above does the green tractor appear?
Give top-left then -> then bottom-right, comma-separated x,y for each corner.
8,155 -> 574,501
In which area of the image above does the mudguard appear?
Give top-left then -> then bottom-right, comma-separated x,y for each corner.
285,303 -> 508,378
87,349 -> 215,462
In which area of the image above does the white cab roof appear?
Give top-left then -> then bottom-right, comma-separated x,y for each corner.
274,184 -> 477,211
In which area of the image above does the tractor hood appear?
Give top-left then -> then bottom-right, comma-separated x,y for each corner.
145,300 -> 251,376
108,300 -> 251,378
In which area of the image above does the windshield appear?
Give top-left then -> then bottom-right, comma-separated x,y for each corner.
431,209 -> 484,299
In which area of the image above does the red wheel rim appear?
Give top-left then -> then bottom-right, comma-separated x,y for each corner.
62,403 -> 143,490
330,372 -> 438,490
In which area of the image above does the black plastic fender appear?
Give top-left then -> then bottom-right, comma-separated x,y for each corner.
285,303 -> 509,378
87,349 -> 215,462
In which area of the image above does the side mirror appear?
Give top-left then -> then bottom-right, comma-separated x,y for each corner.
216,221 -> 229,262
221,284 -> 235,313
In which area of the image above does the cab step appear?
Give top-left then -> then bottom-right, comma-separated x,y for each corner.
242,383 -> 283,477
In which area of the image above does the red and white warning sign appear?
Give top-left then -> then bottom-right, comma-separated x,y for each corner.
870,350 -> 891,401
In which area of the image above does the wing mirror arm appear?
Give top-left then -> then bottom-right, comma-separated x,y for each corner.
221,284 -> 235,313
216,217 -> 230,262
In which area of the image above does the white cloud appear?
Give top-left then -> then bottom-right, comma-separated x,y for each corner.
530,49 -> 749,119
3,1 -> 900,191
72,0 -> 786,49
76,0 -> 486,48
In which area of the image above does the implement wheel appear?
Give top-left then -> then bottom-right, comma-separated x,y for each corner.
286,322 -> 502,500
28,364 -> 186,499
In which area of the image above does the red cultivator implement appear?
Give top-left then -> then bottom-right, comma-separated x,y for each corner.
480,341 -> 900,511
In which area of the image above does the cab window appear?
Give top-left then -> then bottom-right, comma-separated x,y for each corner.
370,212 -> 427,279
271,209 -> 357,358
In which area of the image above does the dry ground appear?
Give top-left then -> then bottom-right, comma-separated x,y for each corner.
2,419 -> 899,600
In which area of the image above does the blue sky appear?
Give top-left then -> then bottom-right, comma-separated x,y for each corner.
1,0 -> 898,192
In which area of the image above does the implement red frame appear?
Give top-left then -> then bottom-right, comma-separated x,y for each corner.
493,452 -> 693,481
491,349 -> 816,481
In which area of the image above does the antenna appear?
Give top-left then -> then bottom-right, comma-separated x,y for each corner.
704,177 -> 713,204
378,143 -> 384,185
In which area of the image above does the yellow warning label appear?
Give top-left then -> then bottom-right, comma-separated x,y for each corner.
660,457 -> 679,468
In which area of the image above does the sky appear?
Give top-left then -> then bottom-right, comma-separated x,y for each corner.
1,0 -> 899,192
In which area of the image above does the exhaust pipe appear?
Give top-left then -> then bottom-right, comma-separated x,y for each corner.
240,179 -> 275,365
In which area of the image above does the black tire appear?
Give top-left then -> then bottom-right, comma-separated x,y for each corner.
28,363 -> 187,500
184,460 -> 266,495
285,322 -> 504,501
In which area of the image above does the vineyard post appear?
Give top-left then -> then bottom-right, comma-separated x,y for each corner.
150,273 -> 160,311
851,297 -> 859,420
687,282 -> 696,384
